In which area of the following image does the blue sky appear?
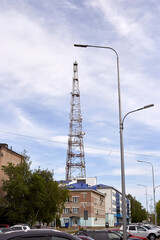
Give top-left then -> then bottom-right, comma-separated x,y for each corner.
0,0 -> 160,210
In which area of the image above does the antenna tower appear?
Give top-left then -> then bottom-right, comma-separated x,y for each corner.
66,61 -> 86,180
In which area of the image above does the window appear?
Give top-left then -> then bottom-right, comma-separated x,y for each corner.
83,194 -> 86,199
63,208 -> 70,214
129,226 -> 136,231
64,218 -> 69,223
143,225 -> 150,230
73,197 -> 79,203
94,232 -> 107,240
108,232 -> 121,239
83,203 -> 87,208
137,226 -> 146,231
73,208 -> 79,213
112,208 -> 116,213
11,227 -> 23,230
65,198 -> 69,203
112,192 -> 116,197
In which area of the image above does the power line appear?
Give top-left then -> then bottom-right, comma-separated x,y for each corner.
0,129 -> 160,159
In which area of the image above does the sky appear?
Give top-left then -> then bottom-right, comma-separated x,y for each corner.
0,0 -> 160,210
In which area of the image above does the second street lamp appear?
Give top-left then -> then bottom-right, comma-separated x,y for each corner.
137,160 -> 156,226
74,43 -> 154,240
137,184 -> 148,221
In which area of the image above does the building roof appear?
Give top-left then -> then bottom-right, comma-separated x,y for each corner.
95,184 -> 126,197
67,182 -> 97,190
66,183 -> 105,196
95,184 -> 111,189
0,143 -> 24,159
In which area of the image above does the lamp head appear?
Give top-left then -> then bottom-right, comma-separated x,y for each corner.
74,44 -> 88,48
143,104 -> 154,109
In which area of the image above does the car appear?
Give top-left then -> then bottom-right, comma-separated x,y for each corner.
120,224 -> 160,240
142,224 -> 160,232
0,224 -> 10,228
0,229 -> 81,240
76,230 -> 123,240
10,224 -> 30,231
109,229 -> 147,240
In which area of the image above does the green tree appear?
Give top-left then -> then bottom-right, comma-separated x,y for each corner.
127,194 -> 147,222
1,158 -> 69,225
2,161 -> 31,224
156,200 -> 160,225
27,168 -> 69,225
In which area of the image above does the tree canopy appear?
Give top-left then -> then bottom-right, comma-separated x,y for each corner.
156,200 -> 160,225
0,155 -> 69,225
127,194 -> 147,223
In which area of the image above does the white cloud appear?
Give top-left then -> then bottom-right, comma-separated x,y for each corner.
0,9 -> 75,107
86,0 -> 154,51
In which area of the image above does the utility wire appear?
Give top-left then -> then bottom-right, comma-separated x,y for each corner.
0,130 -> 160,159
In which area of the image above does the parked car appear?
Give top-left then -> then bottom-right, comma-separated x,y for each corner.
0,229 -> 81,240
109,229 -> 147,240
142,224 -> 160,232
10,224 -> 30,231
76,230 -> 123,240
0,224 -> 10,228
120,224 -> 160,240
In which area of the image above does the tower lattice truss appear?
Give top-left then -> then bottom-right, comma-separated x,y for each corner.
66,61 -> 86,180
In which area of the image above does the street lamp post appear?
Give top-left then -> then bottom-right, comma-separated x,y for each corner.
154,185 -> 160,218
137,160 -> 156,226
137,184 -> 148,221
74,43 -> 154,240
148,197 -> 153,215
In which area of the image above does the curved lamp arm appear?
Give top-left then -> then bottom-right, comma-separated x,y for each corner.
121,104 -> 154,129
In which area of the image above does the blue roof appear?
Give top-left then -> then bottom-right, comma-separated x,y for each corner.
67,182 -> 97,190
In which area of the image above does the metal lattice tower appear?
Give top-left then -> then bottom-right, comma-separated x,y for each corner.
65,61 -> 86,180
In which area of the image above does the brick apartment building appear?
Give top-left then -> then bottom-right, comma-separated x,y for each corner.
60,183 -> 105,228
0,143 -> 24,191
59,178 -> 131,227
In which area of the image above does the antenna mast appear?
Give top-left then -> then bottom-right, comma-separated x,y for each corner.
66,61 -> 86,180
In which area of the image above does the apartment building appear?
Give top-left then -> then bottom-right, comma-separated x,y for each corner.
60,182 -> 105,227
0,143 -> 24,189
59,178 -> 130,227
96,184 -> 131,226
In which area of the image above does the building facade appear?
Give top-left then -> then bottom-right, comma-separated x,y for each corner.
60,183 -> 105,228
59,178 -> 130,227
0,143 -> 24,190
96,184 -> 131,226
